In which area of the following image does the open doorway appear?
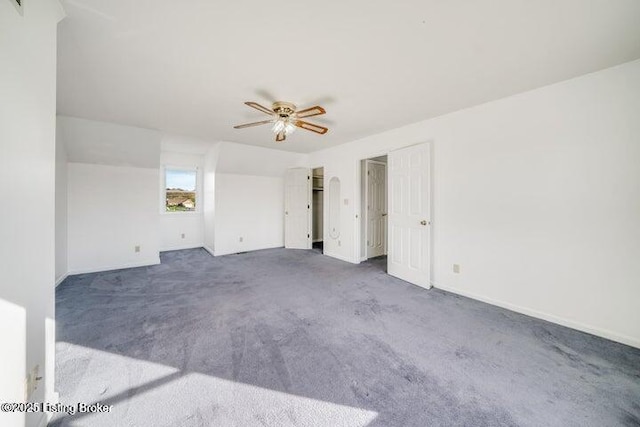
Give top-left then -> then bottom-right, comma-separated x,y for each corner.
360,156 -> 387,265
312,167 -> 324,253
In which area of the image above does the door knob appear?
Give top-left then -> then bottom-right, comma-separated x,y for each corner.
420,220 -> 429,226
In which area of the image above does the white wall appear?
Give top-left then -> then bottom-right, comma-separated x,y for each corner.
209,142 -> 308,256
67,163 -> 160,273
0,1 -> 64,426
203,145 -> 220,254
159,214 -> 204,251
57,118 -> 216,255
214,174 -> 285,256
309,60 -> 640,348
55,134 -> 68,284
159,150 -> 205,251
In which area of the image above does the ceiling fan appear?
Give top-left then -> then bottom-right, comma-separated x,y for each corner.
234,101 -> 328,142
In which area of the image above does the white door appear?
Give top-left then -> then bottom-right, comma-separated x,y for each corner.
388,143 -> 431,288
366,160 -> 387,259
285,168 -> 311,249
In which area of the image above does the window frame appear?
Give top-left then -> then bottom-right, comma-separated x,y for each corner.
161,165 -> 201,215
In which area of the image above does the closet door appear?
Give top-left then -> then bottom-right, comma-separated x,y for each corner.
284,168 -> 312,249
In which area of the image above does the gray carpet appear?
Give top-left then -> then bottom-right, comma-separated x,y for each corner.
53,248 -> 640,426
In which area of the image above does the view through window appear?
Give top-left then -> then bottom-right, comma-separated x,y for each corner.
165,169 -> 197,212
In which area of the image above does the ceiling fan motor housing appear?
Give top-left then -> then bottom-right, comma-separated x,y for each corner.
272,101 -> 297,118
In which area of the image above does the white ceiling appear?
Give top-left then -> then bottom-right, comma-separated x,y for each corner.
57,0 -> 640,153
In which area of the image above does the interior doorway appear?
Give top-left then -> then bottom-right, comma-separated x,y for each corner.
311,167 -> 324,253
360,156 -> 388,263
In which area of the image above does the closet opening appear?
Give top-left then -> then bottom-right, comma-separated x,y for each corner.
312,167 -> 324,253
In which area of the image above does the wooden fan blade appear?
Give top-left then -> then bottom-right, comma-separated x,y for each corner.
295,106 -> 326,118
245,101 -> 274,115
295,120 -> 328,135
275,131 -> 286,142
233,120 -> 273,129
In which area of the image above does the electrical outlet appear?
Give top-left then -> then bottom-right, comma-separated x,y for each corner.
239,237 -> 243,243
135,245 -> 141,253
338,240 -> 341,246
453,264 -> 461,274
181,233 -> 185,239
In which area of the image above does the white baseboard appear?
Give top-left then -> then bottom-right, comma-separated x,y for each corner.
214,245 -> 284,257
432,280 -> 640,349
203,246 -> 215,257
55,273 -> 68,287
324,251 -> 359,264
160,243 -> 205,252
67,257 -> 161,275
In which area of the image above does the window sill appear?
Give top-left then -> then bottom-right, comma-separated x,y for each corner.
160,211 -> 203,216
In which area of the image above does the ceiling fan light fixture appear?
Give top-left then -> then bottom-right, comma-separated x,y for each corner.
272,118 -> 296,135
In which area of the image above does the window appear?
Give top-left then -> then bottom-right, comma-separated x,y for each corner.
165,168 -> 197,212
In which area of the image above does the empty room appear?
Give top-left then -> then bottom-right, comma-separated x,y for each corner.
2,0 -> 640,426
